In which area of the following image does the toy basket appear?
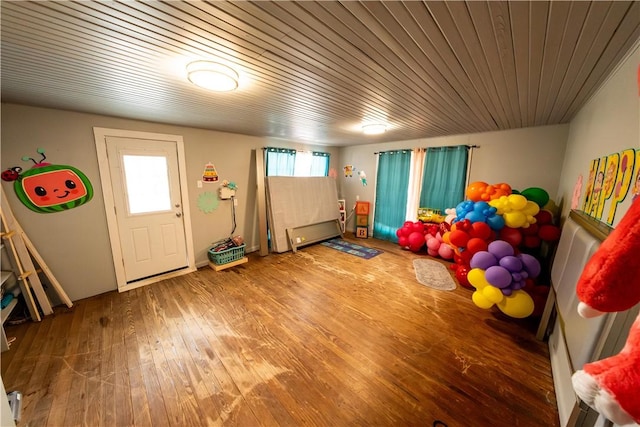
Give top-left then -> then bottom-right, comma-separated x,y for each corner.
208,244 -> 245,265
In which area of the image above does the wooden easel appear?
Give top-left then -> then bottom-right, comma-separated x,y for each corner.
0,187 -> 72,323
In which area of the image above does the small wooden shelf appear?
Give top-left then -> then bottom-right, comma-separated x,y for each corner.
1,271 -> 13,286
208,257 -> 248,271
1,298 -> 18,324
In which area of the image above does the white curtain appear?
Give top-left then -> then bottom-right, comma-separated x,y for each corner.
406,148 -> 426,221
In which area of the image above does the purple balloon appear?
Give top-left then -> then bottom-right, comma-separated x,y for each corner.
499,255 -> 523,272
511,273 -> 522,282
485,266 -> 513,288
501,288 -> 513,296
470,251 -> 498,270
518,253 -> 541,278
487,240 -> 514,259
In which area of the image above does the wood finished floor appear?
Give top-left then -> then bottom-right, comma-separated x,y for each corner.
1,236 -> 558,427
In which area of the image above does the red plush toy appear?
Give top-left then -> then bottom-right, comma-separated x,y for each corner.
571,197 -> 640,425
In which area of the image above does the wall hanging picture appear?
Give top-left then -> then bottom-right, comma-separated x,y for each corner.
581,148 -> 639,225
343,165 -> 353,177
358,170 -> 367,186
197,191 -> 219,213
202,162 -> 219,182
571,174 -> 583,210
2,148 -> 93,213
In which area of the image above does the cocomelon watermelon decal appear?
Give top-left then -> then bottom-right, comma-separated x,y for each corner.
2,148 -> 93,213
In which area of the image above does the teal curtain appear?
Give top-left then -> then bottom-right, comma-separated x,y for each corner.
419,146 -> 468,212
310,151 -> 330,176
265,147 -> 296,176
374,150 -> 411,242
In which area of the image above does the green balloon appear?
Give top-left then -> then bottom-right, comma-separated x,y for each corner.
521,187 -> 549,207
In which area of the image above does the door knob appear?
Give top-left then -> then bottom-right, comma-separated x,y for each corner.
176,212 -> 182,217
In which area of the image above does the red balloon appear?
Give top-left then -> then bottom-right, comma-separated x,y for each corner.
535,210 -> 553,225
426,224 -> 438,236
469,221 -> 491,240
455,265 -> 473,288
523,235 -> 541,248
539,225 -> 561,241
411,222 -> 424,233
459,249 -> 473,265
500,227 -> 522,247
397,226 -> 411,237
449,230 -> 470,247
532,294 -> 547,317
466,237 -> 488,254
398,236 -> 409,247
521,223 -> 539,236
408,232 -> 425,248
409,242 -> 423,253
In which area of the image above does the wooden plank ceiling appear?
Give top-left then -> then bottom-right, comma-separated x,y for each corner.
2,1 -> 639,146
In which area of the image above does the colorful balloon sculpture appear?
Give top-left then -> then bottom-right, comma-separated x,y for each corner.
467,240 -> 541,318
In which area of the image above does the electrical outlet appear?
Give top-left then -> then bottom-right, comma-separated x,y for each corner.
233,198 -> 238,206
197,180 -> 203,188
356,195 -> 360,201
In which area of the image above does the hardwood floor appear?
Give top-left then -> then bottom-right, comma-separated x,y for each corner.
1,236 -> 558,426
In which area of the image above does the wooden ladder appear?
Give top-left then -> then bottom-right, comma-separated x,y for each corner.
0,187 -> 72,325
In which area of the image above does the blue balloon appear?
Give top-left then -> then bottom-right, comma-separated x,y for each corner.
486,215 -> 505,230
465,211 -> 484,223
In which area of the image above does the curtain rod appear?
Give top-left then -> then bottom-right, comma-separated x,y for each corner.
374,144 -> 479,155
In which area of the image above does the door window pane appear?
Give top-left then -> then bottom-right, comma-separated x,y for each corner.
123,155 -> 171,214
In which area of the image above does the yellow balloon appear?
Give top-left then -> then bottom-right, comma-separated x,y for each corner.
522,201 -> 540,216
472,291 -> 494,309
489,197 -> 507,214
467,268 -> 490,289
482,285 -> 504,304
507,194 -> 527,210
496,290 -> 535,318
543,200 -> 558,216
504,211 -> 526,228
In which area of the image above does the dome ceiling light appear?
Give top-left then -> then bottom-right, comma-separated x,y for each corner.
186,61 -> 239,92
362,123 -> 387,135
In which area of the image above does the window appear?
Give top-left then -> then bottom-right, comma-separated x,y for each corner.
122,154 -> 171,214
265,147 -> 329,177
373,150 -> 411,242
419,146 -> 468,213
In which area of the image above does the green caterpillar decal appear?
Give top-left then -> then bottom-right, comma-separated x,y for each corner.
3,149 -> 93,213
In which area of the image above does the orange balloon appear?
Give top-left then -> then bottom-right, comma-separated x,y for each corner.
466,181 -> 488,202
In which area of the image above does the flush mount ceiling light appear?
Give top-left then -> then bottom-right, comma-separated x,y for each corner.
186,61 -> 238,92
362,123 -> 387,135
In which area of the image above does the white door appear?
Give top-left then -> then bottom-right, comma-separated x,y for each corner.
94,128 -> 195,291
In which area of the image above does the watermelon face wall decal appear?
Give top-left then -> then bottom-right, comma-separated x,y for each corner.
6,149 -> 93,213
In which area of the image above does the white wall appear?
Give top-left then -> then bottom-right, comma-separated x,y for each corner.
556,43 -> 639,227
0,104 -> 339,301
337,124 -> 569,231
